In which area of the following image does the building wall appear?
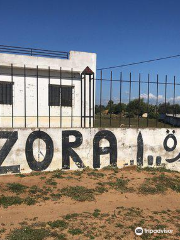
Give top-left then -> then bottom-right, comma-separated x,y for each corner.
0,128 -> 180,175
0,51 -> 96,128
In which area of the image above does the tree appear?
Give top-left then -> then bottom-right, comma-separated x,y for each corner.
95,105 -> 105,114
158,103 -> 180,115
114,103 -> 126,114
106,100 -> 116,113
148,104 -> 156,119
126,99 -> 147,117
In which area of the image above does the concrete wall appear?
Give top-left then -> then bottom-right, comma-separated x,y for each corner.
0,128 -> 180,175
0,51 -> 96,128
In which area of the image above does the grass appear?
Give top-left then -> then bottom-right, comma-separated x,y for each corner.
102,165 -> 118,172
0,195 -> 38,208
139,184 -> 165,194
5,206 -> 180,240
7,227 -> 50,240
94,115 -> 171,128
87,171 -> 105,178
24,197 -> 37,205
92,209 -> 101,218
2,167 -> 180,239
52,233 -> 67,240
72,170 -> 83,176
68,228 -> 83,235
152,174 -> 180,193
64,213 -> 79,220
138,166 -> 176,173
45,178 -> 57,186
7,183 -> 28,194
48,220 -> 68,229
60,186 -> 95,201
139,173 -> 180,194
0,195 -> 23,208
106,178 -> 132,192
28,185 -> 42,194
52,170 -> 65,179
94,186 -> 107,194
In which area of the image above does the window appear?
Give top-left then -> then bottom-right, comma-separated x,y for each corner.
49,85 -> 60,106
0,81 -> 13,105
49,84 -> 73,107
61,86 -> 72,107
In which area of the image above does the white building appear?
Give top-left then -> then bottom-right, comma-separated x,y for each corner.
0,46 -> 96,128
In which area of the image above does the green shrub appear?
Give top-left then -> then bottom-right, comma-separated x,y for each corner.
7,183 -> 28,194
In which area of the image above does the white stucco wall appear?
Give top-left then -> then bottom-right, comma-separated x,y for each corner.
0,51 -> 96,128
0,128 -> 180,175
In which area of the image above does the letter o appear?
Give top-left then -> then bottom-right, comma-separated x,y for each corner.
163,134 -> 177,152
25,131 -> 54,171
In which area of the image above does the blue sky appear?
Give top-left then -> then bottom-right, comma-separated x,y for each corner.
0,0 -> 180,104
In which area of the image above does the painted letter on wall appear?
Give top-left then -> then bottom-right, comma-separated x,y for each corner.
93,130 -> 117,168
62,130 -> 84,169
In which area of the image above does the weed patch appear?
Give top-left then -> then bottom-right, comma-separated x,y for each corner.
7,227 -> 50,240
0,195 -> 23,208
52,170 -> 65,179
106,178 -> 133,192
92,209 -> 101,218
29,185 -> 42,195
48,220 -> 68,229
87,171 -> 105,178
68,228 -> 83,235
139,173 -> 180,194
7,183 -> 28,194
24,197 -> 37,205
64,213 -> 79,220
60,186 -> 95,201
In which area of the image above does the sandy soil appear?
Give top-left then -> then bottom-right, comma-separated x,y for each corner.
0,166 -> 180,239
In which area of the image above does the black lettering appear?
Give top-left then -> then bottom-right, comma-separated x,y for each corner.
25,131 -> 54,171
93,130 -> 117,168
62,130 -> 84,169
0,131 -> 19,174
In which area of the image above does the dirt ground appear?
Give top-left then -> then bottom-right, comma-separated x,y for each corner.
0,166 -> 180,240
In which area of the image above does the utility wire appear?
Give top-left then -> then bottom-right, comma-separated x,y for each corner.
97,53 -> 180,70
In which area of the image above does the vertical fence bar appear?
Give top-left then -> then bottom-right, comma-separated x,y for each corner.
100,70 -> 102,127
156,74 -> 159,127
60,67 -> 62,128
93,73 -> 95,127
11,64 -> 13,128
0,66 -> 2,128
110,71 -> 112,127
173,76 -> 176,127
80,73 -> 83,127
129,73 -> 132,127
84,74 -> 86,128
24,65 -> 26,128
48,67 -> 50,128
147,74 -> 150,127
37,65 -> 39,128
71,68 -> 73,128
119,72 -> 122,126
89,74 -> 91,127
164,75 -> 167,127
138,73 -> 141,128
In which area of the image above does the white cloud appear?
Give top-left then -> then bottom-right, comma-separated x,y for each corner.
140,93 -> 164,101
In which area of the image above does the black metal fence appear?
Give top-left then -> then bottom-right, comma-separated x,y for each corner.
95,69 -> 180,128
0,65 -> 95,128
0,45 -> 69,59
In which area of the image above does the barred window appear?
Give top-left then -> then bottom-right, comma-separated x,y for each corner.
49,84 -> 73,107
61,86 -> 72,107
0,81 -> 13,105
